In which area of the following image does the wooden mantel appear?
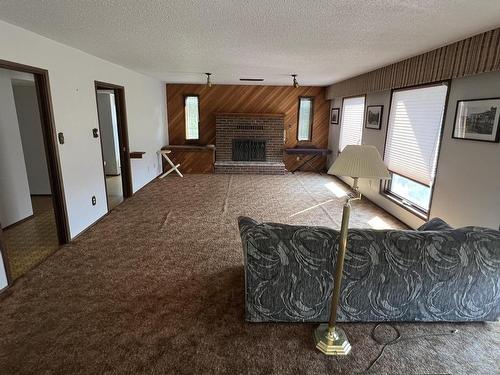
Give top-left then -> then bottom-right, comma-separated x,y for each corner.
214,112 -> 285,118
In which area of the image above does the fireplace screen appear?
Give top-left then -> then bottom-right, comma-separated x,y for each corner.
232,139 -> 266,161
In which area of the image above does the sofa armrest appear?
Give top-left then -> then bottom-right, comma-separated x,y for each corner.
238,216 -> 338,322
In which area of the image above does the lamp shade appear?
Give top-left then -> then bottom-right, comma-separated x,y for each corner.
328,145 -> 390,179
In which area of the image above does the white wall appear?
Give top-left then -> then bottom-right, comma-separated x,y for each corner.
0,70 -> 33,227
327,71 -> 500,230
431,72 -> 500,229
13,82 -> 52,195
97,91 -> 121,176
0,20 -> 168,238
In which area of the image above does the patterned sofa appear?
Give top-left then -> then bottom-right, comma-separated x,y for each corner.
238,217 -> 500,323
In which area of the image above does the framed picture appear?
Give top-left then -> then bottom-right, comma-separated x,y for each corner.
452,98 -> 500,142
365,105 -> 383,130
330,108 -> 340,125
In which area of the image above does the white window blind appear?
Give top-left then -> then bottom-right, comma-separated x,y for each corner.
384,84 -> 447,186
298,97 -> 313,141
339,96 -> 365,151
185,96 -> 199,140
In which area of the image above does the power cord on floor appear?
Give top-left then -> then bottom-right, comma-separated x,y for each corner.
363,323 -> 459,373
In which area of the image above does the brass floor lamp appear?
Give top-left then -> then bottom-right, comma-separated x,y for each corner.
314,145 -> 390,355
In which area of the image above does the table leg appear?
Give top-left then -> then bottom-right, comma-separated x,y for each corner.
160,153 -> 183,178
291,154 -> 320,173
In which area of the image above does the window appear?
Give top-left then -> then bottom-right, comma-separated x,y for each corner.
184,95 -> 199,140
339,96 -> 365,152
297,97 -> 314,141
383,84 -> 448,214
385,172 -> 432,211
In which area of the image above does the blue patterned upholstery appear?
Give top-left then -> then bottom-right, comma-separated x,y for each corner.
238,217 -> 500,323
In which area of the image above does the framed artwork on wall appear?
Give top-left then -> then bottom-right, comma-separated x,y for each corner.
331,108 -> 340,125
365,105 -> 383,130
452,98 -> 500,142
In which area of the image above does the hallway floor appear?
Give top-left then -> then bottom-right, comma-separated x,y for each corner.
3,196 -> 59,280
106,175 -> 123,210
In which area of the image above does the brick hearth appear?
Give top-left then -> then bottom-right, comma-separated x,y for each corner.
214,113 -> 286,174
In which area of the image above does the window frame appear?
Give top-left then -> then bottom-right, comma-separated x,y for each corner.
380,81 -> 450,219
382,172 -> 431,218
338,94 -> 366,154
184,94 -> 200,141
296,96 -> 314,142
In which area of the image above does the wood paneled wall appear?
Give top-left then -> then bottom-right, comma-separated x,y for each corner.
328,27 -> 500,98
166,84 -> 330,171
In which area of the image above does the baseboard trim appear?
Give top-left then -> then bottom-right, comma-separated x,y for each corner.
70,172 -> 162,241
331,176 -> 410,230
2,214 -> 35,231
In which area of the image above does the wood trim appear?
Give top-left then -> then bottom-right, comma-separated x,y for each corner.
0,59 -> 70,246
130,151 -> 146,159
0,58 -> 71,288
34,72 -> 71,244
328,27 -> 500,98
95,81 -> 133,205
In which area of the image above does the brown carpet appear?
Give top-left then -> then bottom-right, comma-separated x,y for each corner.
0,173 -> 498,374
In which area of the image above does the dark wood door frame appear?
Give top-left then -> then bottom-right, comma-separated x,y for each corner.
94,81 -> 133,210
0,58 -> 71,285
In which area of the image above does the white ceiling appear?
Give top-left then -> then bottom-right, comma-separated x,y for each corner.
1,1 -> 500,86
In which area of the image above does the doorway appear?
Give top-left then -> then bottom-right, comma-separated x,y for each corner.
94,81 -> 132,211
0,59 -> 69,287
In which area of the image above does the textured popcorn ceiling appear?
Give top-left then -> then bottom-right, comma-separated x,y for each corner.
0,1 -> 499,85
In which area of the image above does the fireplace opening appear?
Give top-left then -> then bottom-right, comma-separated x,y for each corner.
232,139 -> 266,161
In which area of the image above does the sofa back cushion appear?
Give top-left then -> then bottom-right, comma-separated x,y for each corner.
418,217 -> 453,231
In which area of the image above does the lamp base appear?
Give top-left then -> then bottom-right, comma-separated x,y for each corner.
314,324 -> 351,355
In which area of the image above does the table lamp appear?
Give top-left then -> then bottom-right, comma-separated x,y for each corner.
314,145 -> 390,355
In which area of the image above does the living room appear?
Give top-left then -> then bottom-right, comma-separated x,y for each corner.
0,2 -> 499,374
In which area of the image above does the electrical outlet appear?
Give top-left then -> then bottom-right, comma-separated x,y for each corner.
91,196 -> 96,206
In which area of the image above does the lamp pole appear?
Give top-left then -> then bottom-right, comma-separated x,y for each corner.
314,177 -> 361,355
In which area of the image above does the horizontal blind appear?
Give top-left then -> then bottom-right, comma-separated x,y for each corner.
384,84 -> 447,186
339,96 -> 365,151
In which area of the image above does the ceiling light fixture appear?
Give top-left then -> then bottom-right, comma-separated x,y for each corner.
205,72 -> 212,87
291,74 -> 299,88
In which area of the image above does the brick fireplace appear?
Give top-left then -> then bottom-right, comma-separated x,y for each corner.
214,113 -> 286,174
